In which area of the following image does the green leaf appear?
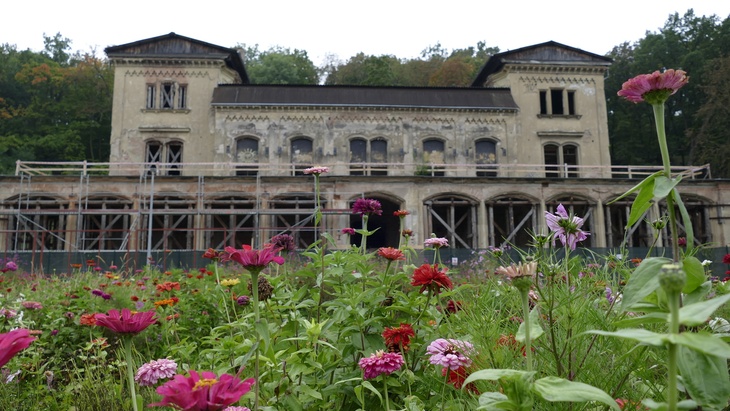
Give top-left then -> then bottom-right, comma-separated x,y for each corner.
677,346 -> 730,409
463,369 -> 535,386
532,377 -> 620,411
516,308 -> 544,343
678,293 -> 730,327
683,281 -> 713,306
612,312 -> 668,328
477,391 -> 515,410
668,333 -> 730,358
620,257 -> 671,311
295,384 -> 323,400
672,189 -> 695,253
608,171 -> 662,204
403,395 -> 427,411
681,256 -> 705,294
361,380 -> 383,406
626,177 -> 656,228
653,175 -> 681,200
585,329 -> 666,346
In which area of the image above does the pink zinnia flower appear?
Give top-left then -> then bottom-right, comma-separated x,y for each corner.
0,308 -> 18,319
424,237 -> 449,248
545,204 -> 589,250
136,358 -> 178,386
0,328 -> 36,368
426,338 -> 475,370
21,301 -> 43,310
341,227 -> 356,235
223,245 -> 285,272
94,308 -> 156,335
358,350 -> 404,380
303,166 -> 330,175
5,261 -> 17,271
617,69 -> 688,105
352,198 -> 382,216
149,370 -> 255,411
377,247 -> 405,261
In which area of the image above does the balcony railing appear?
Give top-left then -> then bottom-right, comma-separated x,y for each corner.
14,160 -> 712,180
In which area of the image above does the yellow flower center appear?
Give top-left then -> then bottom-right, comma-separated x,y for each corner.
192,378 -> 218,391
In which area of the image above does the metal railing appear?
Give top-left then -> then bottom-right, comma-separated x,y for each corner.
14,160 -> 712,180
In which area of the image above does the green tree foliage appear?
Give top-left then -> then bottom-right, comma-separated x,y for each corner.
605,9 -> 728,172
0,36 -> 113,174
240,45 -> 319,85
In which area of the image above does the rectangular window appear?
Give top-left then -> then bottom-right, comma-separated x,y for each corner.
539,91 -> 548,115
567,91 -> 576,115
161,83 -> 175,109
178,85 -> 187,109
550,89 -> 564,115
146,85 -> 156,109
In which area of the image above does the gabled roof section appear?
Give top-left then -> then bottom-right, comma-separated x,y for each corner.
211,84 -> 518,111
104,32 -> 249,83
471,41 -> 612,86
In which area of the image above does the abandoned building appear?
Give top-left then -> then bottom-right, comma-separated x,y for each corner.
1,32 -> 727,270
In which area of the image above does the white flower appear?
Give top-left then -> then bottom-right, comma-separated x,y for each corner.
701,260 -> 712,266
709,317 -> 730,333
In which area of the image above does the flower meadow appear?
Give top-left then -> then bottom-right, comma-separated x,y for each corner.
1,74 -> 730,411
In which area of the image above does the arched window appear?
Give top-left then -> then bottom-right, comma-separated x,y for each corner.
544,143 -> 578,178
145,140 -> 183,176
235,137 -> 259,176
290,137 -> 313,175
349,137 -> 388,175
475,140 -> 498,177
420,139 -> 445,176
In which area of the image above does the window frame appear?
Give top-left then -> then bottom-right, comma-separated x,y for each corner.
539,88 -> 579,118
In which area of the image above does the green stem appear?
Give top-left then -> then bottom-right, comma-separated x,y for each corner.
520,289 -> 533,372
652,103 -> 680,261
383,375 -> 390,411
666,290 -> 681,411
250,269 -> 261,410
124,337 -> 138,411
360,215 -> 369,254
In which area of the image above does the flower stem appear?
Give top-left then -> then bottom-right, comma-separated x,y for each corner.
520,289 -> 533,372
360,215 -> 369,254
250,269 -> 261,410
123,337 -> 138,411
666,289 -> 680,411
383,375 -> 390,411
652,103 -> 680,261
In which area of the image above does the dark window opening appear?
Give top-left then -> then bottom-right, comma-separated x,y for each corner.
475,140 -> 497,177
539,91 -> 548,115
161,83 -> 174,109
349,139 -> 367,176
178,85 -> 187,109
563,145 -> 578,178
146,85 -> 156,109
550,89 -> 564,115
567,91 -> 576,115
544,144 -> 560,177
291,138 -> 313,175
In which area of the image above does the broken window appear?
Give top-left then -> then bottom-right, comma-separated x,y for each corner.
349,138 -> 388,176
486,196 -> 538,248
421,139 -> 445,176
475,140 -> 498,177
161,83 -> 175,109
349,196 -> 400,248
551,89 -> 564,115
79,196 -> 133,251
178,84 -> 187,109
270,195 -> 316,248
146,85 -> 156,109
424,195 -> 478,249
167,142 -> 183,176
235,137 -> 259,176
291,137 -> 313,175
604,196 -> 652,248
205,196 -> 256,249
145,141 -> 183,176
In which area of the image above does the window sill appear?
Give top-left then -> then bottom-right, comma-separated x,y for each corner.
537,114 -> 582,119
142,108 -> 191,114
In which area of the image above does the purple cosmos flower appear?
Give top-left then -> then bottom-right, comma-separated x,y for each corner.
352,198 -> 382,216
135,358 -> 178,386
303,166 -> 330,175
358,350 -> 404,380
544,204 -> 590,250
426,338 -> 475,370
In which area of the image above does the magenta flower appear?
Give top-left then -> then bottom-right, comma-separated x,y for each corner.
21,301 -> 43,310
149,370 -> 255,411
94,308 -> 156,335
617,69 -> 688,105
303,166 -> 330,175
424,237 -> 449,248
0,308 -> 18,318
5,261 -> 17,271
358,350 -> 404,380
269,234 -> 295,252
352,198 -> 382,216
223,245 -> 285,272
341,227 -> 356,235
0,328 -> 36,369
426,338 -> 475,370
135,358 -> 178,386
544,204 -> 589,250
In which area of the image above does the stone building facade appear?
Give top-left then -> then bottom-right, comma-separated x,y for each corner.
1,33 -> 727,266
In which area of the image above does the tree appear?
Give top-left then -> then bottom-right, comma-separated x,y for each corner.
242,46 -> 319,85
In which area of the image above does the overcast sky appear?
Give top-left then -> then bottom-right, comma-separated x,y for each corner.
3,1 -> 729,65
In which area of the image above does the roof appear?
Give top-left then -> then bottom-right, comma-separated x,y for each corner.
211,84 -> 519,110
104,32 -> 249,83
471,41 -> 613,86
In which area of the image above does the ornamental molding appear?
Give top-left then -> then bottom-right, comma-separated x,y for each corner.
411,116 -> 455,126
328,114 -> 401,124
464,117 -> 507,126
124,68 -> 211,79
504,65 -> 608,76
279,114 -> 325,123
519,75 -> 596,85
224,114 -> 271,123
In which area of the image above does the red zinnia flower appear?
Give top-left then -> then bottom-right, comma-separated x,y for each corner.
94,308 -> 156,335
79,313 -> 97,326
442,366 -> 478,394
223,245 -> 285,272
0,328 -> 36,369
352,198 -> 382,216
377,247 -> 405,261
156,282 -> 181,292
393,209 -> 410,217
723,254 -> 730,265
202,248 -> 222,260
382,323 -> 415,352
149,370 -> 255,410
410,264 -> 453,293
